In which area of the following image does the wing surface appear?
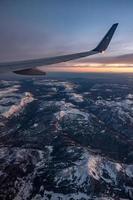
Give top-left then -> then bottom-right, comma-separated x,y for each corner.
0,23 -> 118,75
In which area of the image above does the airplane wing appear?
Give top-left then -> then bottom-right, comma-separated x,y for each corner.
0,23 -> 118,75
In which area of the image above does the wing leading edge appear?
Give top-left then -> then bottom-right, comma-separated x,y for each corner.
0,23 -> 118,75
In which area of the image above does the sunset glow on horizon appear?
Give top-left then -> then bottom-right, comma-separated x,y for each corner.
42,62 -> 133,73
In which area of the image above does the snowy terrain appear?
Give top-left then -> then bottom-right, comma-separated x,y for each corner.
0,76 -> 133,200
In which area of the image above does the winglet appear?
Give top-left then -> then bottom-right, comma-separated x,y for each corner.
93,23 -> 118,53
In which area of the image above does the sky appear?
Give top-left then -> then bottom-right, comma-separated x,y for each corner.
1,0 -> 133,74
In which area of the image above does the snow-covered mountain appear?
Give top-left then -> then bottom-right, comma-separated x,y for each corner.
0,76 -> 133,200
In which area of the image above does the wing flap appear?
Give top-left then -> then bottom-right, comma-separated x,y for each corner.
14,68 -> 46,75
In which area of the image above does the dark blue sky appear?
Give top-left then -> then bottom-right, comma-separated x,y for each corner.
0,0 -> 133,69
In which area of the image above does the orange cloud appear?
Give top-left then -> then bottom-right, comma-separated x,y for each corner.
42,65 -> 133,73
38,62 -> 133,73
